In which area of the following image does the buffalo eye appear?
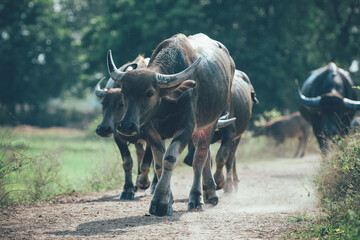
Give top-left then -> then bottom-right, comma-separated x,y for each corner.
145,91 -> 154,98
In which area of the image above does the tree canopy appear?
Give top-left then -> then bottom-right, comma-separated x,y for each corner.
0,0 -> 359,125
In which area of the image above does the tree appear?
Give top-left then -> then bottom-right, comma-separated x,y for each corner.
0,0 -> 81,124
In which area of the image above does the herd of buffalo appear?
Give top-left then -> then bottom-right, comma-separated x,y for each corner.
93,33 -> 360,216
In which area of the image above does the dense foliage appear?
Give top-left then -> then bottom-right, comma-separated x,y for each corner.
0,0 -> 359,126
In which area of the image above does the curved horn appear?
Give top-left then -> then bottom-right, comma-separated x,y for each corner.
295,79 -> 321,107
343,97 -> 360,110
156,57 -> 202,88
95,77 -> 107,98
107,50 -> 125,83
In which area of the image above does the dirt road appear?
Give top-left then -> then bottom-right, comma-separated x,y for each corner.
0,154 -> 319,239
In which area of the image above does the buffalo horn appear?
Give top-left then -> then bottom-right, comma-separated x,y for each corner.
95,77 -> 107,98
216,117 -> 236,129
156,57 -> 202,88
343,97 -> 360,110
107,50 -> 125,83
295,80 -> 321,107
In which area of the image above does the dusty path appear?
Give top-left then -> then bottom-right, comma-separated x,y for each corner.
0,154 -> 319,239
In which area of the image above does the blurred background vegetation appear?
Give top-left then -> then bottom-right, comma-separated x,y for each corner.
0,0 -> 359,127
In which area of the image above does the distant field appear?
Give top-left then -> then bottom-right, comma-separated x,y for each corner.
7,125 -> 120,186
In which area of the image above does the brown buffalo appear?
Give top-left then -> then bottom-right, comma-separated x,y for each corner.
253,112 -> 309,158
107,33 -> 235,216
94,55 -> 153,200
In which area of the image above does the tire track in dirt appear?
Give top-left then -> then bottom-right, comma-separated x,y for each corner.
0,154 -> 319,240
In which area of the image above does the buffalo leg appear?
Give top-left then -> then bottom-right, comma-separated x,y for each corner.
188,124 -> 217,211
224,138 -> 240,193
232,152 -> 239,192
300,128 -> 309,158
183,140 -> 195,166
114,137 -> 135,200
148,125 -> 192,216
293,137 -> 302,158
136,144 -> 152,190
202,152 -> 218,204
313,124 -> 328,155
214,127 -> 234,189
150,166 -> 158,194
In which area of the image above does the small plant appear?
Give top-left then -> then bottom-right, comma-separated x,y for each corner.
22,152 -> 62,201
0,131 -> 31,206
86,144 -> 124,192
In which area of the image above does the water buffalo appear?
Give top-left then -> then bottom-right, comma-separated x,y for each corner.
213,70 -> 257,192
253,112 -> 309,158
107,33 -> 235,216
183,70 -> 257,193
95,55 -> 153,200
296,62 -> 360,153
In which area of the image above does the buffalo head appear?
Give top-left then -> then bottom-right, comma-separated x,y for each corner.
94,77 -> 125,137
107,50 -> 200,137
295,64 -> 360,152
95,55 -> 149,137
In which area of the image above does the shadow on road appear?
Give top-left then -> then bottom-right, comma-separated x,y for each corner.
84,194 -> 147,203
45,210 -> 186,237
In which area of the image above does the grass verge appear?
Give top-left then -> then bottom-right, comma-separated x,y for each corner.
288,132 -> 360,239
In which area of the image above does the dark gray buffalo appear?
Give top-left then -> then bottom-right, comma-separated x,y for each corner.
95,55 -> 153,200
296,62 -> 360,153
213,70 -> 257,193
107,33 -> 235,216
184,70 -> 257,193
252,112 -> 309,158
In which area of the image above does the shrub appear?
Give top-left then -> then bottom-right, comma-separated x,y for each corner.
0,131 -> 30,206
315,133 -> 360,239
86,146 -> 124,192
0,129 -> 64,205
22,152 -> 62,202
292,133 -> 360,239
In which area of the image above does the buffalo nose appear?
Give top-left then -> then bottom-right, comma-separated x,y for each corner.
96,125 -> 112,136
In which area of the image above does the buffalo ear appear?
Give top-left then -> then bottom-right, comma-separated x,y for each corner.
164,80 -> 196,101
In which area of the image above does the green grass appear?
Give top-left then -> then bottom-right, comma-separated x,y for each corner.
0,124 -> 319,206
0,126 -> 135,204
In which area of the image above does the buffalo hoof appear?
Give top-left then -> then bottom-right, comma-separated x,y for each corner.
214,171 -> 225,189
149,200 -> 173,216
204,191 -> 218,205
136,175 -> 151,190
134,185 -> 138,193
120,191 -> 135,200
223,180 -> 234,194
188,196 -> 204,211
233,179 -> 239,192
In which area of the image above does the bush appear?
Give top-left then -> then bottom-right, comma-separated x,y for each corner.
292,133 -> 360,239
315,133 -> 360,239
0,129 -> 64,206
86,146 -> 124,192
0,132 -> 30,206
22,152 -> 62,202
